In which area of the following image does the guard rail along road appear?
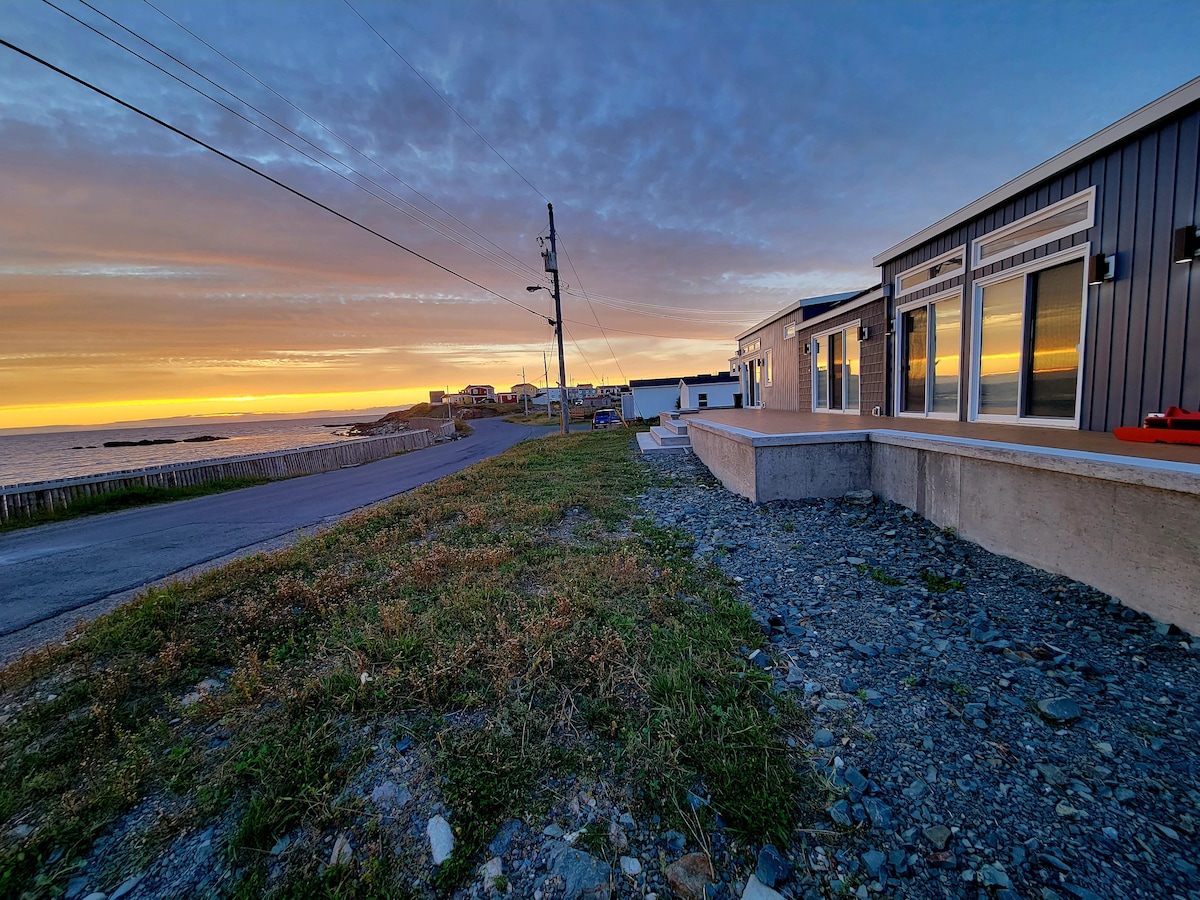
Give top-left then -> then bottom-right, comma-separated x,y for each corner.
0,428 -> 447,524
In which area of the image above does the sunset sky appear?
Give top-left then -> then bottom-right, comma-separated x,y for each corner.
2,0 -> 1198,429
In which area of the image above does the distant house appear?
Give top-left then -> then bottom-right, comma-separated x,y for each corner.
626,374 -> 739,420
680,377 -> 739,410
496,392 -> 518,404
597,384 -> 627,397
429,389 -> 445,405
511,382 -> 539,399
447,384 -> 496,405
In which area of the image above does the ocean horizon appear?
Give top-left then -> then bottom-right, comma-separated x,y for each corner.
0,413 -> 395,488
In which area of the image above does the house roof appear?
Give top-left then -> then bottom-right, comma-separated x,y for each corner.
630,373 -> 736,388
872,74 -> 1200,267
736,287 -> 877,341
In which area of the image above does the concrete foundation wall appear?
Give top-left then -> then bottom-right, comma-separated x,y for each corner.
0,431 -> 433,524
690,418 -> 1200,635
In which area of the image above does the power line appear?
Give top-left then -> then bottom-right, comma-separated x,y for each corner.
343,0 -> 550,204
557,237 -> 627,385
0,35 -> 549,320
132,0 -> 543,283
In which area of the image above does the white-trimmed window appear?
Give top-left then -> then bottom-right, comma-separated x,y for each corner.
741,338 -> 760,355
896,289 -> 962,417
812,323 -> 860,412
895,245 -> 965,299
971,247 -> 1088,426
764,349 -> 773,386
784,323 -> 796,340
697,393 -> 708,408
972,187 -> 1095,268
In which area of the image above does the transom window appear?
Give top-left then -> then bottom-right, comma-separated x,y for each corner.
896,246 -> 965,298
784,323 -> 796,339
972,253 -> 1086,424
741,338 -> 760,354
972,188 -> 1095,268
812,325 -> 860,412
898,291 -> 961,417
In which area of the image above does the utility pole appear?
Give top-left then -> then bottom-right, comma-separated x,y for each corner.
545,203 -> 570,435
521,366 -> 529,416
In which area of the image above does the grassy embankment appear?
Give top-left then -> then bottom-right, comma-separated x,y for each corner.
0,478 -> 271,533
0,430 -> 810,898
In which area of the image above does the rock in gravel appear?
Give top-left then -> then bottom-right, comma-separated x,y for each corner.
862,797 -> 891,829
80,894 -> 107,900
828,800 -> 854,827
742,874 -> 786,900
483,857 -> 503,889
329,832 -> 353,867
813,728 -> 836,747
547,846 -> 612,900
108,874 -> 143,900
427,816 -> 454,865
861,849 -> 886,879
665,852 -> 713,900
1035,763 -> 1068,786
844,490 -> 875,506
1037,696 -> 1081,722
923,824 -> 953,850
979,863 -> 1012,889
755,844 -> 790,887
619,855 -> 642,877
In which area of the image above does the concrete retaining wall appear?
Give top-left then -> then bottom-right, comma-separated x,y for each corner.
688,418 -> 1200,635
0,431 -> 433,524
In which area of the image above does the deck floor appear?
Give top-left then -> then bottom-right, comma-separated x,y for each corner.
691,409 -> 1200,466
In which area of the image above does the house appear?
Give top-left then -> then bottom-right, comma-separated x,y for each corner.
511,382 -> 539,399
597,384 -> 627,397
873,75 -> 1200,431
732,287 -> 886,413
626,374 -> 739,420
429,390 -> 445,405
448,384 -> 496,405
679,377 -> 740,410
686,75 -> 1200,635
496,392 -> 518,404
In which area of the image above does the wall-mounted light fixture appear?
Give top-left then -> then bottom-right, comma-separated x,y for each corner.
802,342 -> 810,355
1087,253 -> 1115,284
857,325 -> 870,342
1174,226 -> 1200,264
885,318 -> 895,337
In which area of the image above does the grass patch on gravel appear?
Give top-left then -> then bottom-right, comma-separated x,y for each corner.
0,430 -> 806,898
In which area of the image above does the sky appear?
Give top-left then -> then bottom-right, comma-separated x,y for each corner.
2,0 -> 1198,429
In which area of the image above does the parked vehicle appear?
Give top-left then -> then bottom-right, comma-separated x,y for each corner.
591,408 -> 622,430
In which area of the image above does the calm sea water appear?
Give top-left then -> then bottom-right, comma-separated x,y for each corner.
0,416 -> 372,487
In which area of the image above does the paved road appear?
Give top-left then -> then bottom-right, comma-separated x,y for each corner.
0,419 -> 544,659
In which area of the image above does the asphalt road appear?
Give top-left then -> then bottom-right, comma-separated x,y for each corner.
0,418 -> 546,660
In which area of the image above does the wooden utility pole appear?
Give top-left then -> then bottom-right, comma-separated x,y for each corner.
545,203 -> 569,435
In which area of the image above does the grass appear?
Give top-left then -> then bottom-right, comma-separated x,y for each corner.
0,429 -> 808,898
0,478 -> 271,533
856,563 -> 906,586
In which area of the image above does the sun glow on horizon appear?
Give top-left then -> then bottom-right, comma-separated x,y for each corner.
0,387 -> 438,430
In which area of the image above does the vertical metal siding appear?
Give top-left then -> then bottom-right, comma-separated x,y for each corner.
1163,114 -> 1198,406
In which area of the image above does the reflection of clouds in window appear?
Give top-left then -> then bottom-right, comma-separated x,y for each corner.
979,201 -> 1088,262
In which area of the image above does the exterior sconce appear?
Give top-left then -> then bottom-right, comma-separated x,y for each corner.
802,342 -> 810,355
1174,226 -> 1199,263
885,318 -> 895,337
1087,253 -> 1115,284
857,325 -> 869,342
881,283 -> 893,300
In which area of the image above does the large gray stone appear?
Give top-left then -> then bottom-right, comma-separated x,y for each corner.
547,845 -> 612,900
427,815 -> 454,865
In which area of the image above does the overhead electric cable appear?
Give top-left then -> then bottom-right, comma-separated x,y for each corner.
557,237 -> 627,385
342,0 -> 550,204
115,0 -> 544,282
0,36 -> 547,319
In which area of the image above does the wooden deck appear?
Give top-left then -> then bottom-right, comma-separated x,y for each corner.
692,409 -> 1200,467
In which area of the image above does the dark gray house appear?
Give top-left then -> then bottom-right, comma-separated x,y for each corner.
873,75 -> 1200,432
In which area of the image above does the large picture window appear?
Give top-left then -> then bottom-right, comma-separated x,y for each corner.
812,325 -> 860,412
972,253 -> 1085,424
898,292 -> 961,416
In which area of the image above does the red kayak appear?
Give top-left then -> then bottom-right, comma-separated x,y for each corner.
1114,406 -> 1200,445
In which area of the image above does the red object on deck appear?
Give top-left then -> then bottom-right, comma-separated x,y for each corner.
1115,407 -> 1200,445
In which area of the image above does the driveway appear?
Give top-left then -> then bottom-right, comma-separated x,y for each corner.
0,418 -> 544,662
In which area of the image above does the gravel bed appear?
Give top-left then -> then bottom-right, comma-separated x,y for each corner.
637,450 -> 1200,900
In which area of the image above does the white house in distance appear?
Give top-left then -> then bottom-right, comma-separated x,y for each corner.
625,373 -> 740,420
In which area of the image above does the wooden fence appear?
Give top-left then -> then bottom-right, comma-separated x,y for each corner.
0,431 -> 435,524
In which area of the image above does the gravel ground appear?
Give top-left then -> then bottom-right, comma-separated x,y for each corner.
637,450 -> 1200,900
31,446 -> 1200,900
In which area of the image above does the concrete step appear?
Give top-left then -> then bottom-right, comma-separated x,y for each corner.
650,426 -> 692,447
637,431 -> 689,454
660,418 -> 689,436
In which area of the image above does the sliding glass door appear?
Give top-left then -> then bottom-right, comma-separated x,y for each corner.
813,326 -> 860,412
899,294 -> 961,416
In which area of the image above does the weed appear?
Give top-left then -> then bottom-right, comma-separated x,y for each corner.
856,563 -> 905,586
918,570 -> 963,593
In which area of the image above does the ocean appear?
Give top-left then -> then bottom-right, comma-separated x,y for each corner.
0,416 -> 374,488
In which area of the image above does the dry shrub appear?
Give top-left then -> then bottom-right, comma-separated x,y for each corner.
378,600 -> 415,637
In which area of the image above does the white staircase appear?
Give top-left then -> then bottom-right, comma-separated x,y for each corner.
637,411 -> 693,454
